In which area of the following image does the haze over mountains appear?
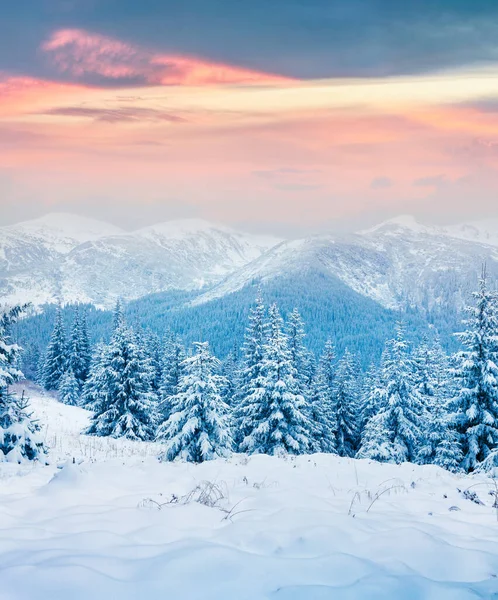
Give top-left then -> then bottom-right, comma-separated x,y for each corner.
1,212 -> 497,314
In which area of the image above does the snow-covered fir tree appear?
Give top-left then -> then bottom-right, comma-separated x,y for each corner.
86,324 -> 157,441
308,340 -> 337,453
157,341 -> 232,463
359,362 -> 382,433
69,307 -> 91,388
58,367 -> 81,406
238,303 -> 312,456
234,291 -> 267,446
286,308 -> 314,395
451,271 -> 498,472
159,333 -> 186,420
144,330 -> 163,393
331,349 -> 361,457
219,348 -> 240,408
357,322 -> 425,464
81,342 -> 108,409
0,305 -> 45,463
413,337 -> 461,468
41,306 -> 67,391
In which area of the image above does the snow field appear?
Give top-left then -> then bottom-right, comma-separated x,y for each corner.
1,388 -> 498,599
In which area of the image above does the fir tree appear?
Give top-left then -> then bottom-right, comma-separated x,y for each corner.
41,306 -> 67,391
219,348 -> 240,408
158,342 -> 232,463
159,334 -> 186,420
286,308 -> 314,395
331,349 -> 361,457
81,342 -> 108,409
58,368 -> 81,406
234,291 -> 267,446
238,303 -> 312,456
86,324 -> 157,441
0,305 -> 46,463
451,271 -> 498,471
357,323 -> 425,464
308,340 -> 337,453
69,307 -> 91,388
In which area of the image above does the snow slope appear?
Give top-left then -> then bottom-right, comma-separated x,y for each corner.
1,384 -> 498,599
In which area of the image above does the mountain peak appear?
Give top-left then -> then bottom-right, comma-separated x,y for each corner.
359,215 -> 430,235
8,212 -> 124,241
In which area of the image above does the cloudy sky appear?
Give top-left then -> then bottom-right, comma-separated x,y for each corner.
2,0 -> 498,233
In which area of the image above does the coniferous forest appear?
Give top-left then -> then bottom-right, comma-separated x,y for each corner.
4,271 -> 498,473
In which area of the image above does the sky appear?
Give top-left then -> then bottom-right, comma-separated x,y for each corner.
2,0 -> 498,234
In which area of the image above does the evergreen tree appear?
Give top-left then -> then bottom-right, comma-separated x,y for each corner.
238,303 -> 312,456
219,348 -> 240,408
41,306 -> 67,391
113,299 -> 125,331
81,342 -> 108,409
286,308 -> 314,396
308,340 -> 337,453
451,271 -> 498,472
0,305 -> 45,463
69,307 -> 91,388
58,368 -> 81,406
359,362 -> 382,433
158,342 -> 232,463
20,342 -> 41,382
357,323 -> 425,464
235,292 -> 267,446
159,334 -> 186,420
86,324 -> 157,441
331,349 -> 361,457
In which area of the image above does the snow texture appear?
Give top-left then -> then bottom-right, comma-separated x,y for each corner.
1,382 -> 498,599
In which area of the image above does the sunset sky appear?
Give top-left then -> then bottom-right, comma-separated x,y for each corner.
2,0 -> 498,233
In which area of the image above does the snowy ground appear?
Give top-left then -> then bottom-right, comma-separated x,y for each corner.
1,384 -> 498,599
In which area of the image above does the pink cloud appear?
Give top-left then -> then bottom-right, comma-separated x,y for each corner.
42,29 -> 292,86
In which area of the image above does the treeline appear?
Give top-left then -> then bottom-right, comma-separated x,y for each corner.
31,273 -> 498,472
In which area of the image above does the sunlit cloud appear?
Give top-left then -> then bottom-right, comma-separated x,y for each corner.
42,29 -> 293,86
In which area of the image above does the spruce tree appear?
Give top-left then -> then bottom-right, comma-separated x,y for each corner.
308,340 -> 337,453
69,307 -> 91,388
331,349 -> 361,457
158,342 -> 232,463
451,271 -> 498,472
357,323 -> 425,464
0,305 -> 46,463
235,291 -> 267,446
58,368 -> 81,406
159,334 -> 186,420
41,306 -> 67,391
86,324 -> 157,441
239,303 -> 312,456
81,342 -> 108,409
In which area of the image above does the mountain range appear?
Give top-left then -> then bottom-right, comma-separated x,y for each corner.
2,212 -> 497,313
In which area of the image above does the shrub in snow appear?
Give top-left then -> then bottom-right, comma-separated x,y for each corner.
158,341 -> 232,463
86,323 -> 157,441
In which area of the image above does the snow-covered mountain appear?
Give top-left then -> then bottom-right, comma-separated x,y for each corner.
192,215 -> 498,311
2,212 -> 498,311
0,213 -> 281,307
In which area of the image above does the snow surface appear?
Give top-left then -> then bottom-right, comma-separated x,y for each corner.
1,383 -> 498,599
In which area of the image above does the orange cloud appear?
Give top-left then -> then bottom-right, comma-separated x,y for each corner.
42,29 -> 292,86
